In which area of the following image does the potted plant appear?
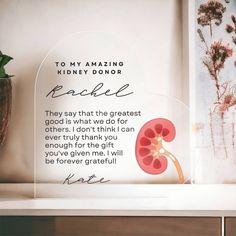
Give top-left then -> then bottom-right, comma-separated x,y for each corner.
0,51 -> 13,146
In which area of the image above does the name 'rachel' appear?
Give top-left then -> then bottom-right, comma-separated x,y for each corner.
46,82 -> 134,98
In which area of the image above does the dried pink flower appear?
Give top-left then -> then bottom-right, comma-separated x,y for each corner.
202,41 -> 233,100
225,15 -> 236,44
226,24 -> 234,33
198,0 -> 226,37
203,41 -> 233,78
210,41 -> 233,70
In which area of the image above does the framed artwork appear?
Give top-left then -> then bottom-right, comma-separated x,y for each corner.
191,0 -> 236,183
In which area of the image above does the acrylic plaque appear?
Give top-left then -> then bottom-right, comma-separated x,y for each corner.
35,31 -> 190,193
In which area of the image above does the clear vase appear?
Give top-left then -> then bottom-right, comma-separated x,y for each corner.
209,111 -> 236,161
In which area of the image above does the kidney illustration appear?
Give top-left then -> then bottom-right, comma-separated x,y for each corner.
135,118 -> 184,184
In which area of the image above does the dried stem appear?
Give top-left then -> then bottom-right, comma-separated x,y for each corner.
213,69 -> 220,101
210,20 -> 213,37
209,111 -> 216,156
232,112 -> 235,149
197,29 -> 209,51
221,115 -> 228,158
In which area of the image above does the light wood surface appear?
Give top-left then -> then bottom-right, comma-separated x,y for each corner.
0,216 -> 221,236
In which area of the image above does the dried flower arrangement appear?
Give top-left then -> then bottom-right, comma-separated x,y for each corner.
197,0 -> 236,158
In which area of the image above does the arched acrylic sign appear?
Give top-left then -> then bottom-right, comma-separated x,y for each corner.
35,32 -> 190,196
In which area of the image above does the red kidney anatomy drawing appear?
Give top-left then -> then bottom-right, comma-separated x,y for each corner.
135,118 -> 184,184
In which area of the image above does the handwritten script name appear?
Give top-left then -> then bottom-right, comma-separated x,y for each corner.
46,82 -> 133,98
63,173 -> 111,185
